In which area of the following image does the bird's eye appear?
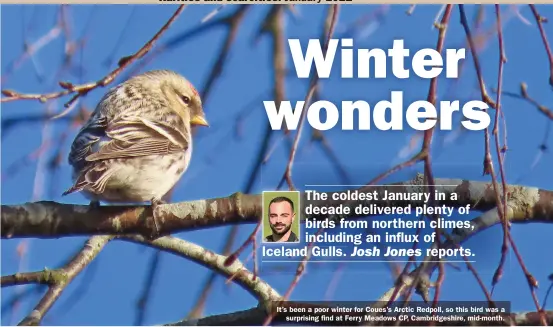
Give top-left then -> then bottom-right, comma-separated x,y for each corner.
181,95 -> 190,104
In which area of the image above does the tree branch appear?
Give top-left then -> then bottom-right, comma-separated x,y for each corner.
117,235 -> 281,305
2,175 -> 552,239
1,235 -> 113,326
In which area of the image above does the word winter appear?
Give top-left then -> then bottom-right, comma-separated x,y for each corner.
263,38 -> 491,132
289,39 -> 465,79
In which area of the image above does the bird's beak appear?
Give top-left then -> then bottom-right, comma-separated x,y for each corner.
190,115 -> 209,127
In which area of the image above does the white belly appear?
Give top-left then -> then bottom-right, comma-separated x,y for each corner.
80,150 -> 191,203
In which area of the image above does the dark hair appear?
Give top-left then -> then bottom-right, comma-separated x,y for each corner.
269,196 -> 294,212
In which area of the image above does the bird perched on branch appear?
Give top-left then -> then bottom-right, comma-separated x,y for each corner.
63,69 -> 209,236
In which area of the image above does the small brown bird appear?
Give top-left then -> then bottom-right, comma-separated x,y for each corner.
63,69 -> 209,235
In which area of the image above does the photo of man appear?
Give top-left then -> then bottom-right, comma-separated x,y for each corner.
262,191 -> 300,243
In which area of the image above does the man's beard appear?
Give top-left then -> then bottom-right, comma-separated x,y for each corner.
270,223 -> 291,236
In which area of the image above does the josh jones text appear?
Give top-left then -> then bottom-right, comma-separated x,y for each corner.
262,245 -> 416,257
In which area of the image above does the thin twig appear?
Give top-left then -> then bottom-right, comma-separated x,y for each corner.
278,4 -> 340,191
529,5 -> 553,87
489,4 -> 511,296
1,5 -> 186,108
135,250 -> 162,325
458,5 -> 496,109
4,236 -> 114,326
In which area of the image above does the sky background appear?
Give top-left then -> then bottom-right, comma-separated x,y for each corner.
1,4 -> 552,326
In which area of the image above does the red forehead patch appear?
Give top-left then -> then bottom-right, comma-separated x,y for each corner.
188,81 -> 199,98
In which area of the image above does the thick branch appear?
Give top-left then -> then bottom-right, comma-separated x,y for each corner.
2,175 -> 552,239
1,192 -> 260,238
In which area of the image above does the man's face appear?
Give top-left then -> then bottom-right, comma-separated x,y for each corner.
268,201 -> 294,236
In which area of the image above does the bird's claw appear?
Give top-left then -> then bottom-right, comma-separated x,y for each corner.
149,198 -> 166,239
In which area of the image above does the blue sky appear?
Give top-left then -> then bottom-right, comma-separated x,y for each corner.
1,4 -> 552,326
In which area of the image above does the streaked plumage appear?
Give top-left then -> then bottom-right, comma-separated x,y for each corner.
63,69 -> 208,234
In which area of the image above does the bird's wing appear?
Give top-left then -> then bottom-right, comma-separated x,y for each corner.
69,113 -> 109,167
84,116 -> 189,162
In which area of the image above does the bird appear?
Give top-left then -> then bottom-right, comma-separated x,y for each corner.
62,69 -> 209,236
